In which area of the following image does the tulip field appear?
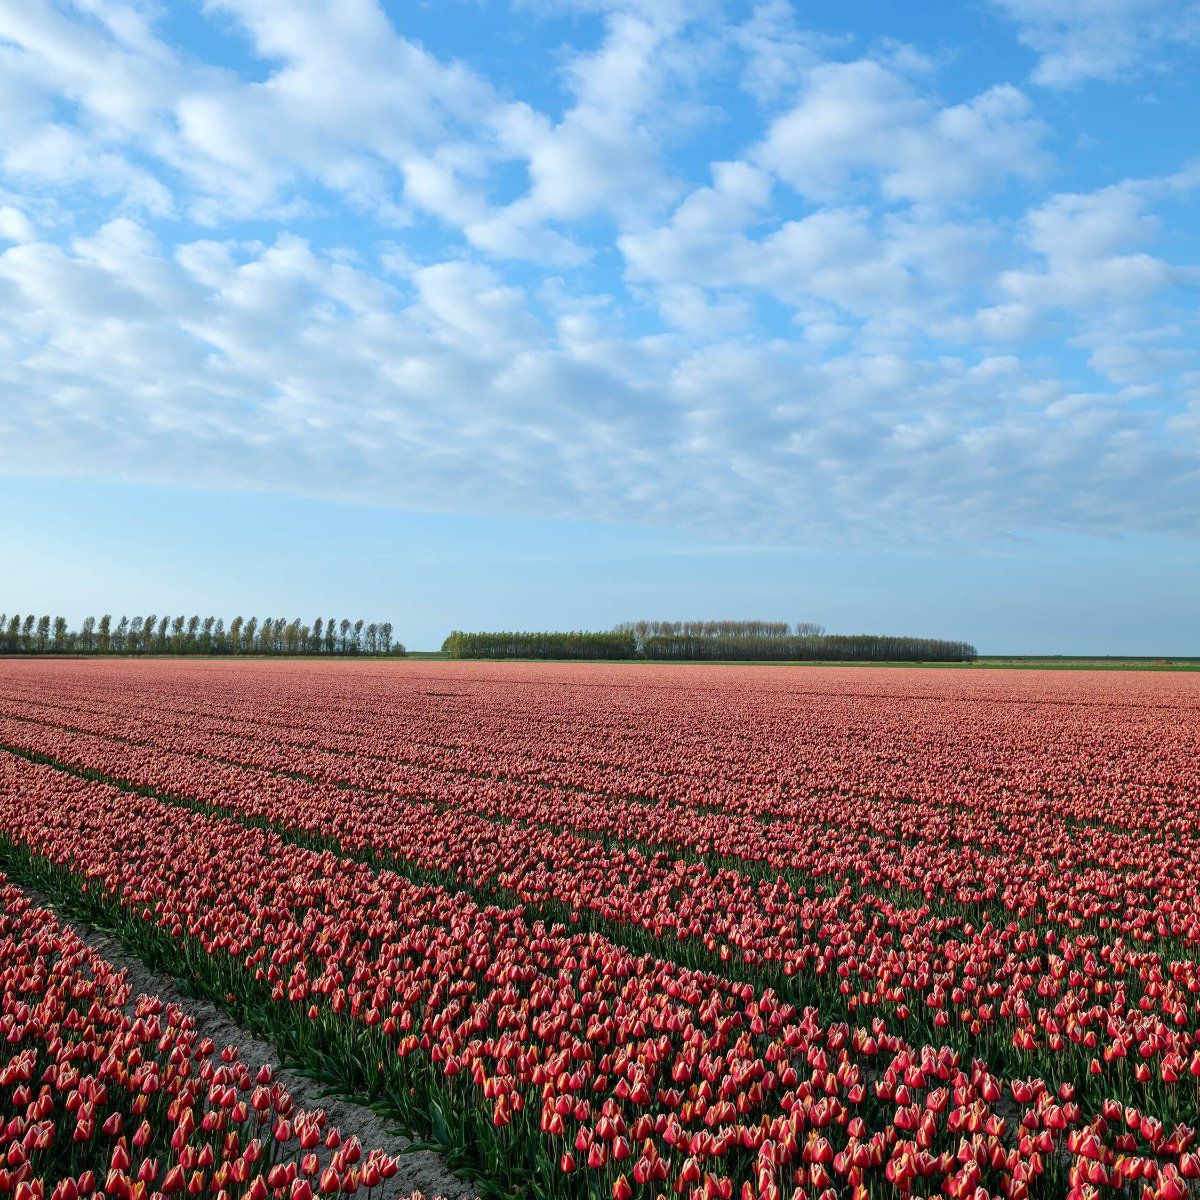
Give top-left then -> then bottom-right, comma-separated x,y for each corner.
0,877 -> 410,1200
1,660 -> 1199,1200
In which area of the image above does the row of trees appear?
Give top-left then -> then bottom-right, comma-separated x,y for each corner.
641,633 -> 977,662
0,613 -> 404,656
615,620 -> 825,654
442,624 -> 976,662
442,630 -> 637,660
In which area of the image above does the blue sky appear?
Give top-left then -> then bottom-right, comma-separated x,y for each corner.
1,1 -> 1198,652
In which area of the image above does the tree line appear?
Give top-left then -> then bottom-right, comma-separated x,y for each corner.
443,623 -> 976,662
641,633 -> 976,662
0,613 -> 404,656
442,630 -> 637,660
615,620 -> 825,654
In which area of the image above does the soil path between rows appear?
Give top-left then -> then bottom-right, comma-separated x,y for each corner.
15,882 -> 477,1200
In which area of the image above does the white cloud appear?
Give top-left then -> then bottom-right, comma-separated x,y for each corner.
1002,183 -> 1180,307
412,260 -> 542,357
620,163 -> 997,331
971,303 -> 1039,342
0,0 -> 540,231
473,7 -> 701,258
0,204 -> 36,242
992,0 -> 1200,87
0,0 -> 1196,545
0,0 -> 177,130
0,219 -> 1197,543
755,58 -> 1048,205
729,0 -> 827,103
0,0 -> 714,258
997,180 -> 1200,386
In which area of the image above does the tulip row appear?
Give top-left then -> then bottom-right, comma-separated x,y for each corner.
0,873 -> 414,1200
2,670 -> 1197,953
1,692 -> 1191,964
0,710 -> 1197,1116
5,747 -> 1200,1200
2,662 -> 1194,841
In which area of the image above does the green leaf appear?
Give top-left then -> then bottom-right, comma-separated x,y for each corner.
429,1099 -> 450,1147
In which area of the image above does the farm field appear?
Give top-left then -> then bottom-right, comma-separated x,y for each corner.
0,877 -> 425,1200
2,659 -> 1199,1200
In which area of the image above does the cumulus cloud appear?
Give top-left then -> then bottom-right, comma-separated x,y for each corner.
992,0 -> 1200,87
0,0 -> 540,229
729,0 -> 827,103
997,180 -> 1200,385
755,58 -> 1048,205
620,160 -> 999,335
466,6 -> 701,260
1,217 -> 1197,543
1002,184 -> 1175,307
0,204 -> 36,242
0,0 -> 1197,544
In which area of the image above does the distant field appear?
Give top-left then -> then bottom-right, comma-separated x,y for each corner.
407,649 -> 1200,669
976,655 -> 1200,670
9,650 -> 1197,669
